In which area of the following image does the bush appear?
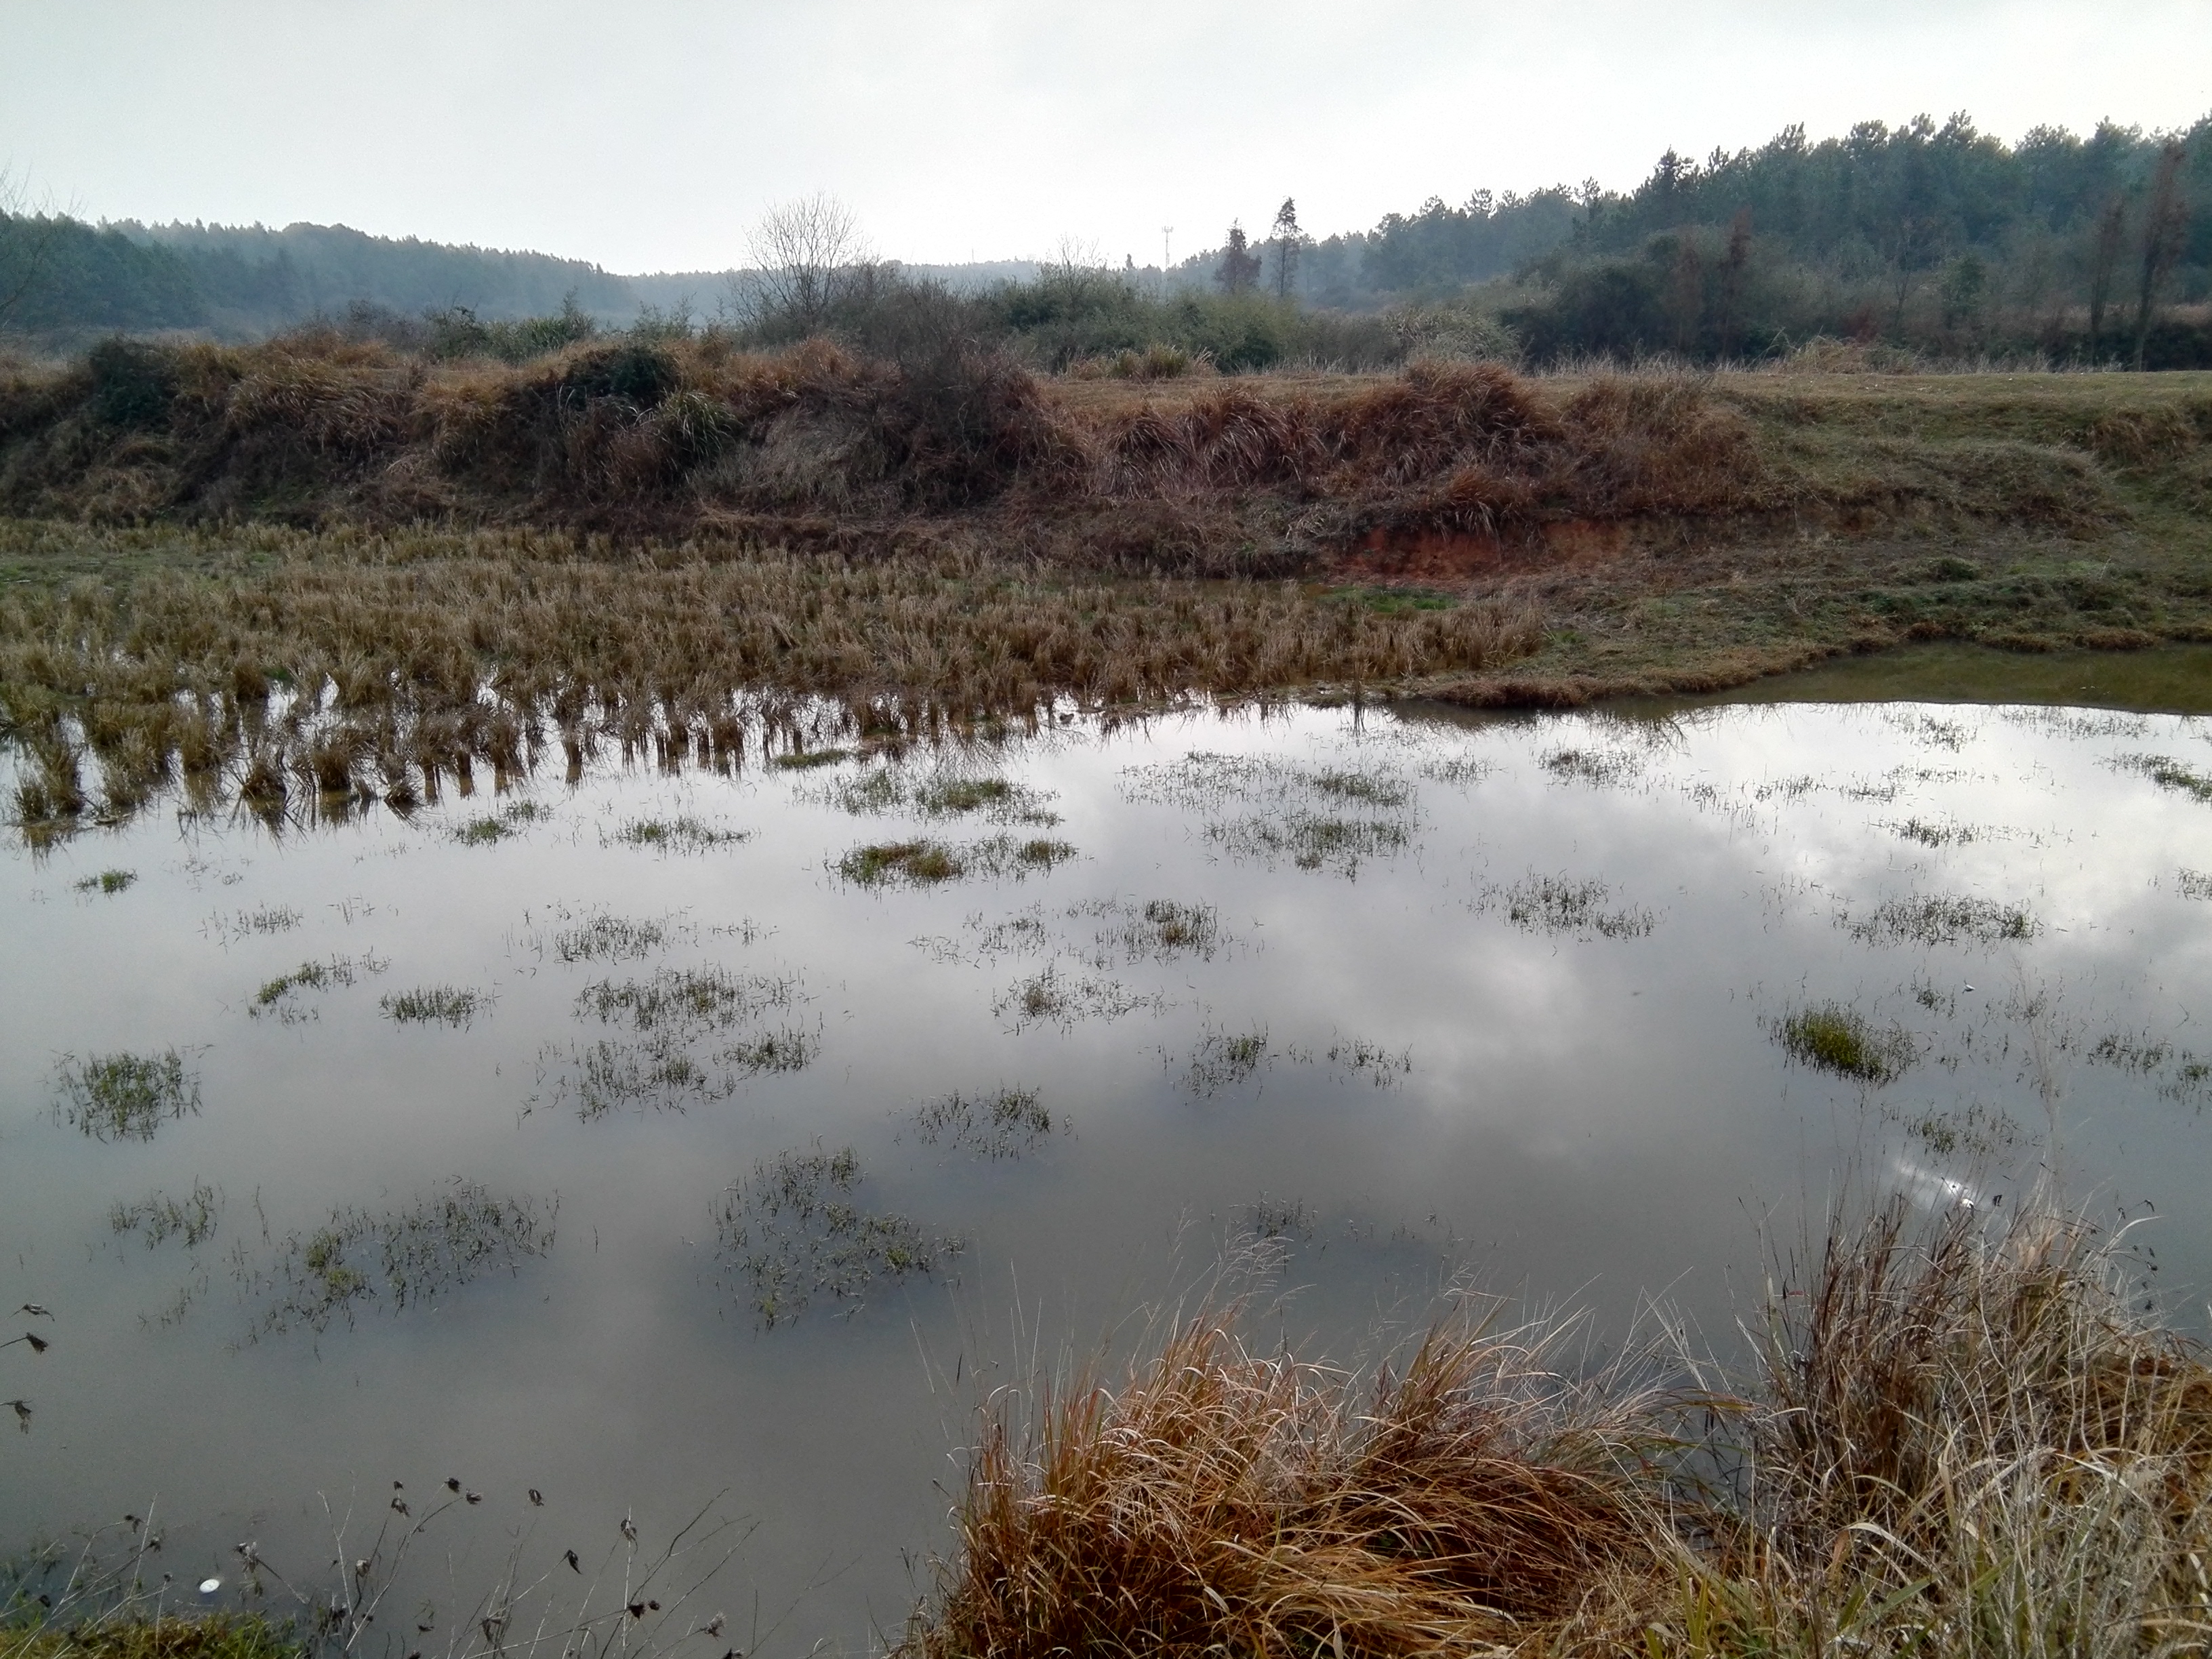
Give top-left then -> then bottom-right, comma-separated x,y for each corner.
85,337 -> 178,428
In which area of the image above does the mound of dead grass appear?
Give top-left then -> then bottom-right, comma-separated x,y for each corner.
904,1193 -> 2212,1659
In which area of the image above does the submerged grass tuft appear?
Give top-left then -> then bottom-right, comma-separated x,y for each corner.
994,966 -> 1158,1031
573,964 -> 800,1038
246,1181 -> 555,1335
1849,890 -> 2040,947
380,985 -> 491,1027
912,1087 -> 1057,1159
1206,811 -> 1408,876
453,798 -> 548,844
249,952 -> 388,1022
773,747 -> 850,771
72,869 -> 136,895
713,1145 -> 960,1327
110,1179 -> 221,1249
54,1050 -> 200,1142
1776,1001 -> 1915,1083
552,912 -> 668,962
1481,872 -> 1656,939
613,815 -> 749,851
841,839 -> 964,886
2114,752 -> 2212,804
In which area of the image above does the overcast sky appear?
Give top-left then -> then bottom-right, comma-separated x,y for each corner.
4,1 -> 2209,274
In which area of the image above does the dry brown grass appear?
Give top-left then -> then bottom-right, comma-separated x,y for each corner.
916,1311 -> 1687,1659
0,335 -> 1770,551
0,519 -> 1541,842
905,1195 -> 2212,1659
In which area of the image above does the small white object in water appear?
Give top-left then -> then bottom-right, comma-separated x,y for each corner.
199,1578 -> 222,1595
1963,984 -> 1975,993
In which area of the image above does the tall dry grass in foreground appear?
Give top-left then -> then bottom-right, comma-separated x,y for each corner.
906,1197 -> 2212,1659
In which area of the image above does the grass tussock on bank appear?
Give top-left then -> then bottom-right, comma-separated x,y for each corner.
905,1195 -> 2212,1659
0,1617 -> 302,1659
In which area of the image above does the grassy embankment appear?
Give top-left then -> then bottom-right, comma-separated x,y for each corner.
0,332 -> 2207,837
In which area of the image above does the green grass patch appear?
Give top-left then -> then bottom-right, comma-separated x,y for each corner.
380,985 -> 490,1027
773,747 -> 850,770
2115,753 -> 2212,804
1777,1002 -> 1914,1083
839,839 -> 966,886
613,815 -> 749,850
1848,892 -> 2039,947
110,1180 -> 221,1249
72,868 -> 136,895
54,1050 -> 200,1141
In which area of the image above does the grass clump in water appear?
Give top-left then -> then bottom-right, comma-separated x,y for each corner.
773,747 -> 849,771
1849,891 -> 2039,947
1481,873 -> 1656,939
249,952 -> 387,1023
994,966 -> 1158,1031
249,1181 -> 556,1335
72,869 -> 136,895
452,798 -> 548,844
110,1180 -> 221,1248
1090,898 -> 1225,963
552,912 -> 668,962
2114,752 -> 2212,804
2177,868 -> 2212,900
380,985 -> 490,1027
912,1088 -> 1057,1160
573,965 -> 799,1038
840,840 -> 966,886
203,904 -> 303,941
1178,1025 -> 1273,1096
712,1145 -> 960,1328
1540,745 -> 1642,786
904,1195 -> 2212,1659
54,1050 -> 200,1142
1206,811 -> 1409,876
1776,1002 -> 1915,1083
613,815 -> 749,851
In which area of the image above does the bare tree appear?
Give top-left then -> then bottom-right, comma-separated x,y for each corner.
2133,143 -> 2190,371
0,163 -> 66,335
2087,197 -> 2127,362
729,193 -> 872,336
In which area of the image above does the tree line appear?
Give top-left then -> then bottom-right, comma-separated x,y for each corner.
4,110 -> 2207,369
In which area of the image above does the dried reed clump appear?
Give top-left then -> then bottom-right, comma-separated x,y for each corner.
914,1315 -> 1685,1659
908,1196 -> 2212,1659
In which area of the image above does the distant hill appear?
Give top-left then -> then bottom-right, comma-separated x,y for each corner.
0,214 -> 1050,342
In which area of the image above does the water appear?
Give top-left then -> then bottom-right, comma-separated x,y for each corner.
4,693 -> 2210,1652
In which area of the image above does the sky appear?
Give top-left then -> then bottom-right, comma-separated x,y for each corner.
4,0 -> 2210,275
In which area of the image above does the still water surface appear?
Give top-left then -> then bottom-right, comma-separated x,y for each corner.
3,692 -> 2210,1651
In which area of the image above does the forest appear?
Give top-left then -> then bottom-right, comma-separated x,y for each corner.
1,111 -> 2208,367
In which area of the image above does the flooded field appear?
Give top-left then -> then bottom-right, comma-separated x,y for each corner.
3,686 -> 2211,1654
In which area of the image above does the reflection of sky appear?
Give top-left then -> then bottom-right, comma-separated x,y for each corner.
2,699 -> 2207,1652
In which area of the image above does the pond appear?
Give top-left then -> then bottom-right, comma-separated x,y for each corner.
3,682 -> 2211,1654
